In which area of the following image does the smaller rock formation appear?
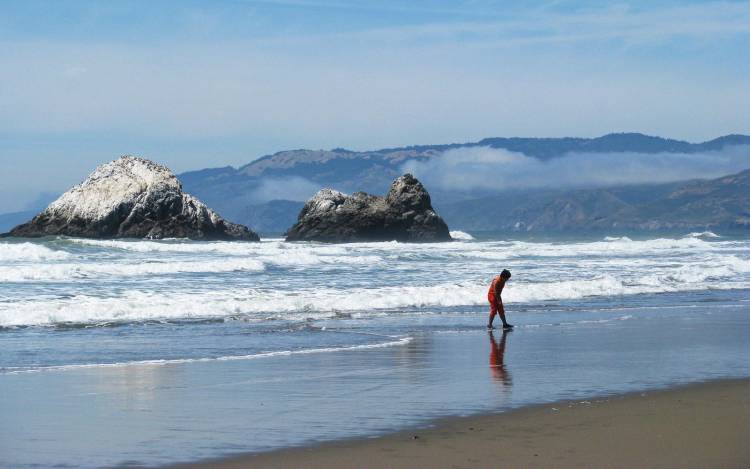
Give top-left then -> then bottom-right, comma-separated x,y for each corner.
10,156 -> 259,241
285,174 -> 451,243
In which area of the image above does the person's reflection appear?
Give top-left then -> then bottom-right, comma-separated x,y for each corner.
489,329 -> 512,387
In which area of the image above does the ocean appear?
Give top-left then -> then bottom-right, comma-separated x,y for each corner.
2,231 -> 750,467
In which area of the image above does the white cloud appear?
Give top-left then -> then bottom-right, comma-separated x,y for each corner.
1,1 -> 750,143
402,145 -> 750,192
265,2 -> 750,48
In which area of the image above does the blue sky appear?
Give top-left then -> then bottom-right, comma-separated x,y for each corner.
1,0 -> 749,212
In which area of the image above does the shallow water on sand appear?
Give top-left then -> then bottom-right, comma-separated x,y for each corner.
1,232 -> 750,467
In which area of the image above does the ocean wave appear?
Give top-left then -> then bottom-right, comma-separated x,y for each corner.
603,236 -> 632,242
502,236 -> 719,258
0,242 -> 72,262
0,284 -> 480,326
449,237 -> 720,263
1,337 -> 412,374
4,256 -> 750,327
66,239 -> 383,268
0,258 -> 266,282
3,233 -> 749,326
0,245 -> 385,282
449,230 -> 475,240
71,238 -> 353,256
266,252 -> 382,267
639,255 -> 750,285
60,234 -> 727,264
686,231 -> 721,239
70,238 -> 267,254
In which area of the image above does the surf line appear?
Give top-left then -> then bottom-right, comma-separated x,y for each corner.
1,336 -> 414,375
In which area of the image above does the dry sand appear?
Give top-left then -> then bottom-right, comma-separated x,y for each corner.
170,379 -> 750,469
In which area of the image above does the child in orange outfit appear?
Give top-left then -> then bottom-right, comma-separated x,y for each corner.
488,269 -> 513,329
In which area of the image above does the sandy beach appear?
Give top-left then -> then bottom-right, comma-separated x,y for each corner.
171,379 -> 750,469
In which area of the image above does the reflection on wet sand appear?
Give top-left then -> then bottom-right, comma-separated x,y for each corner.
90,363 -> 184,409
489,330 -> 512,387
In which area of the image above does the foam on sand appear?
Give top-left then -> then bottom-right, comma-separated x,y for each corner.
2,336 -> 412,374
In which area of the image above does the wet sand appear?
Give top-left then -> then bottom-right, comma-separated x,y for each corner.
170,379 -> 750,469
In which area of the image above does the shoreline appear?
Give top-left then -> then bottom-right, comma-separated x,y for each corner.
5,290 -> 749,469
165,378 -> 750,469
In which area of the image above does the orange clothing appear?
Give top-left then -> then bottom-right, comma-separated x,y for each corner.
487,276 -> 505,305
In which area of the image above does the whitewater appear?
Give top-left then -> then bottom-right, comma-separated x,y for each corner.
2,231 -> 750,373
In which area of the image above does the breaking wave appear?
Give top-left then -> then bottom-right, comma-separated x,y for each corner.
0,242 -> 71,262
2,232 -> 748,327
0,258 -> 266,282
70,238 -> 270,254
449,230 -> 475,240
4,257 -> 750,327
686,231 -> 721,239
603,236 -> 632,242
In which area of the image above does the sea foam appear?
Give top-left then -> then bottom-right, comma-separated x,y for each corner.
2,336 -> 412,374
2,233 -> 748,327
0,242 -> 71,262
4,260 -> 750,327
449,230 -> 475,240
0,258 -> 266,282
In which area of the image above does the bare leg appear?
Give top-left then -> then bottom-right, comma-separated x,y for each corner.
498,310 -> 513,328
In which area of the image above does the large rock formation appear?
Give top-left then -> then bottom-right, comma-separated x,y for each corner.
285,174 -> 451,242
9,156 -> 259,241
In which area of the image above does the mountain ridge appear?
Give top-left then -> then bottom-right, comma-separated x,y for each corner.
176,132 -> 750,233
184,132 -> 750,180
232,169 -> 750,234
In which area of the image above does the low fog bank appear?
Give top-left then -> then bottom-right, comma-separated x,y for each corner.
402,145 -> 750,194
249,177 -> 321,204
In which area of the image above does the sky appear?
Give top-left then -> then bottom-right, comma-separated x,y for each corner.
0,0 -> 749,212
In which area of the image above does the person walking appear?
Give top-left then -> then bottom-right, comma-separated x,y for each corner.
487,269 -> 513,329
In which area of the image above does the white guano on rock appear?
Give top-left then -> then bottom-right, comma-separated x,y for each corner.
8,156 -> 259,241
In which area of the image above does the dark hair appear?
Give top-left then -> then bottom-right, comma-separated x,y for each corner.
500,269 -> 511,279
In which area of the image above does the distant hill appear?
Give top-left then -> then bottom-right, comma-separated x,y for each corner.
179,133 -> 750,232
177,133 -> 750,234
235,171 -> 750,235
437,170 -> 750,232
0,211 -> 36,234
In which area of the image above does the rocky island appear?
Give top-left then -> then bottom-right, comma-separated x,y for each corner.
8,156 -> 259,241
285,174 -> 451,243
